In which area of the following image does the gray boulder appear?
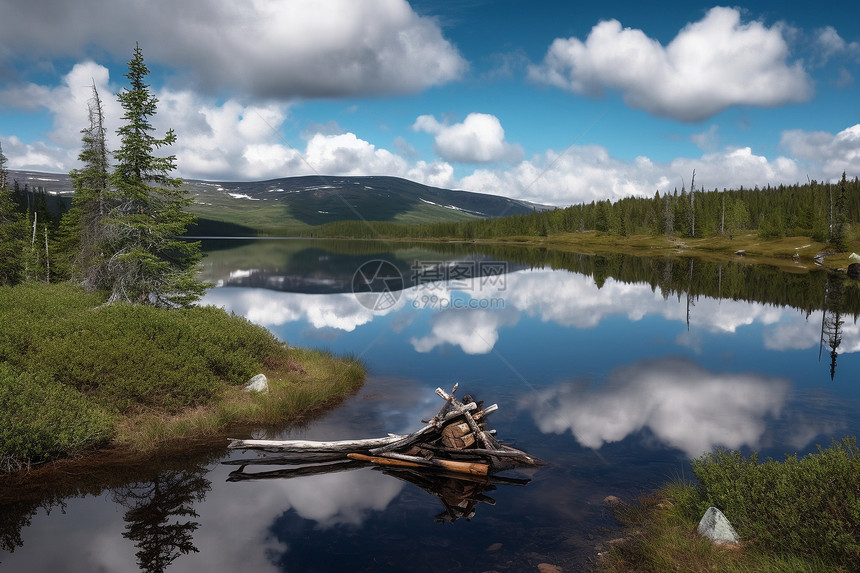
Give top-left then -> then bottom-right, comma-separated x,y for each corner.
697,506 -> 739,545
244,373 -> 269,393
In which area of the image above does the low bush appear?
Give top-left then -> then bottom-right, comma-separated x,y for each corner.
599,440 -> 860,572
2,282 -> 284,413
0,364 -> 114,472
690,437 -> 860,568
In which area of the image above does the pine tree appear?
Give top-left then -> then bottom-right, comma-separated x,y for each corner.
830,172 -> 850,252
104,44 -> 204,307
58,82 -> 112,285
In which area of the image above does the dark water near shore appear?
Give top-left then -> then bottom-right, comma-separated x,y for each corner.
2,239 -> 859,572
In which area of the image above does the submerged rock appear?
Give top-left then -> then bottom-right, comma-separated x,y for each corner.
244,373 -> 269,393
697,506 -> 739,545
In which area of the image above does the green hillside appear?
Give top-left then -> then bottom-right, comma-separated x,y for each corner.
184,175 -> 540,235
7,170 -> 545,237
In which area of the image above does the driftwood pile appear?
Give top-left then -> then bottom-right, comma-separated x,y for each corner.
225,385 -> 542,522
226,384 -> 543,477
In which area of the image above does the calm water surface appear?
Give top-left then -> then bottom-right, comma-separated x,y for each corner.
2,239 -> 859,572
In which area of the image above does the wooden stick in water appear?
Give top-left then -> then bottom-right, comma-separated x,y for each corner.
347,453 -> 489,476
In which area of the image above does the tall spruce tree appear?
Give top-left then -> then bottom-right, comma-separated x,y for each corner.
57,82 -> 111,284
105,44 -> 204,306
830,172 -> 850,252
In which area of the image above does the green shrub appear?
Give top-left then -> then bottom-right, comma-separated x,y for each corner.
0,364 -> 114,471
691,437 -> 860,568
1,283 -> 286,413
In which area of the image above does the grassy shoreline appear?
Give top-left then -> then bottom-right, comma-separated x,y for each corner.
596,439 -> 860,572
305,230 -> 858,273
0,281 -> 365,474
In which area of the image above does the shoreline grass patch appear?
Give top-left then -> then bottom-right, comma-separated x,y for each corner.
598,438 -> 860,572
115,347 -> 365,451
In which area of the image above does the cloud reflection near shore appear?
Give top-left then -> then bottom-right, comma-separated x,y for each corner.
201,267 -> 858,359
520,357 -> 802,457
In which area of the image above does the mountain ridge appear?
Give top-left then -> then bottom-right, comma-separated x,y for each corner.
7,170 -> 550,234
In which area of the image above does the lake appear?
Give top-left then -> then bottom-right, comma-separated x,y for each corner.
2,238 -> 858,572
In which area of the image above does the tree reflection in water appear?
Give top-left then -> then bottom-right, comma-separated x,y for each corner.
821,274 -> 846,381
111,468 -> 211,573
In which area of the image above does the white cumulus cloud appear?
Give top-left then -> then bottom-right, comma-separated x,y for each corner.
0,0 -> 467,98
413,113 -> 524,164
780,124 -> 860,178
528,7 -> 813,122
457,142 -> 803,206
814,26 -> 860,63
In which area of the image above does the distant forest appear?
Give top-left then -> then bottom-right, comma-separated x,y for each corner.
5,181 -> 68,227
304,173 -> 859,250
5,168 -> 859,251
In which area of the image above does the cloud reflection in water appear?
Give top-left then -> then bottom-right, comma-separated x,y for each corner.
201,269 -> 858,357
520,356 -> 797,457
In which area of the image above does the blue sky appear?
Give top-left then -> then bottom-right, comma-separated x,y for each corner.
1,0 -> 858,206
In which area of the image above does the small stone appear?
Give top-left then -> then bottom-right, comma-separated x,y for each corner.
697,506 -> 739,545
485,542 -> 502,552
537,564 -> 562,573
603,495 -> 623,506
243,373 -> 269,393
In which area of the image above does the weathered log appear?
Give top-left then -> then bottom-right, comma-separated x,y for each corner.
473,403 -> 498,421
441,421 -> 475,449
224,385 -> 539,480
227,435 -> 405,452
380,452 -> 490,476
226,403 -> 476,455
441,432 -> 475,450
348,452 -> 489,476
418,443 -> 545,467
368,402 -> 477,454
223,452 -> 351,465
435,387 -> 501,450
425,382 -> 458,424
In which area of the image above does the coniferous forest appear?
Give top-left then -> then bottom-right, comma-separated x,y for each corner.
303,173 -> 859,249
0,45 -> 203,307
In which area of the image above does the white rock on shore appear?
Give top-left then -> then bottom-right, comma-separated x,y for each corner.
243,373 -> 269,393
697,506 -> 739,545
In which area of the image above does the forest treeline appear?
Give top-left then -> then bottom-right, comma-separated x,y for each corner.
455,243 -> 860,316
303,173 -> 858,250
